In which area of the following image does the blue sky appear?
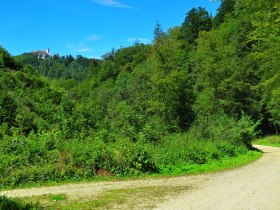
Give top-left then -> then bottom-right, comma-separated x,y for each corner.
0,0 -> 220,58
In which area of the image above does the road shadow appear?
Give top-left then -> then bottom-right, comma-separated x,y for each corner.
250,146 -> 263,153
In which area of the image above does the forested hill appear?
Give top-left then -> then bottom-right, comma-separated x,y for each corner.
13,0 -> 279,134
14,53 -> 101,81
0,0 -> 279,187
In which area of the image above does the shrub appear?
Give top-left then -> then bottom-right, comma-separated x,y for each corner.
189,112 -> 260,148
236,114 -> 261,148
154,133 -> 250,174
140,117 -> 167,143
0,196 -> 39,210
122,142 -> 158,174
113,139 -> 158,175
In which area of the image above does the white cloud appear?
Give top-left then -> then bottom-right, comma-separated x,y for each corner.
87,34 -> 103,41
67,43 -> 74,49
67,43 -> 91,53
74,47 -> 91,52
126,38 -> 151,44
88,55 -> 102,59
91,0 -> 136,9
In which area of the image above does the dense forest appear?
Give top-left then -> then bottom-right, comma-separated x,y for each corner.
0,0 -> 279,187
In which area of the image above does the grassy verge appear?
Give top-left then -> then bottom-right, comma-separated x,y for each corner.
23,186 -> 188,210
254,135 -> 280,147
159,150 -> 262,176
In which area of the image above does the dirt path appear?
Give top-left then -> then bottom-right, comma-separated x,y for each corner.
1,145 -> 280,210
154,145 -> 280,210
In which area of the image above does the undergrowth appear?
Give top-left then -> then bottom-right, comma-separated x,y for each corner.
0,112 -> 261,189
0,196 -> 39,210
0,134 -> 261,189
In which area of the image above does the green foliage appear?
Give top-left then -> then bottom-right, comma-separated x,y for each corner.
153,21 -> 165,41
254,135 -> 280,147
14,53 -> 101,81
49,194 -> 66,202
0,93 -> 17,128
0,0 -> 277,188
189,112 -> 260,148
0,196 -> 39,210
0,65 -> 63,136
213,0 -> 236,28
180,7 -> 212,44
235,0 -> 280,132
0,46 -> 22,70
194,19 -> 260,118
155,133 -> 251,174
0,131 -> 255,188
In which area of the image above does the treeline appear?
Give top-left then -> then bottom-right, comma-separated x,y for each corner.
15,53 -> 101,81
0,0 -> 279,187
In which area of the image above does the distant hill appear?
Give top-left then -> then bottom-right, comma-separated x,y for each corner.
14,52 -> 101,81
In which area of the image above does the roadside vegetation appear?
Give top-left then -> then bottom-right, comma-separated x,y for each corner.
0,143 -> 261,210
0,186 -> 187,210
254,136 -> 280,147
0,196 -> 39,210
0,115 -> 260,189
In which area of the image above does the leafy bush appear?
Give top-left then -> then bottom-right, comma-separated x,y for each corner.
237,114 -> 261,148
114,140 -> 158,175
189,112 -> 260,148
154,133 -> 250,174
0,196 -> 39,210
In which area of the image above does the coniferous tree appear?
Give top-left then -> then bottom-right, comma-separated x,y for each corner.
153,20 -> 164,42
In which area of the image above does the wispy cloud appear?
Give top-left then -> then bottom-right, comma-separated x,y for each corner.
87,34 -> 103,41
74,47 -> 91,53
88,55 -> 102,59
91,0 -> 136,9
67,34 -> 104,54
67,43 -> 91,53
127,38 -> 151,44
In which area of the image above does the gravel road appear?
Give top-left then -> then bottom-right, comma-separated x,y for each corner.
154,145 -> 280,210
1,145 -> 279,210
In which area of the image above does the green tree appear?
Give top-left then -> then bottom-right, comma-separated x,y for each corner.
235,0 -> 280,132
153,20 -> 165,42
180,7 -> 212,44
0,46 -> 22,70
213,0 -> 236,28
0,93 -> 17,128
194,19 -> 260,118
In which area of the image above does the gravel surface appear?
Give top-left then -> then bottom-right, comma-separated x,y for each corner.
154,145 -> 280,210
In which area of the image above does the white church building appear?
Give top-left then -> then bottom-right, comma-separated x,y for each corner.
33,48 -> 50,59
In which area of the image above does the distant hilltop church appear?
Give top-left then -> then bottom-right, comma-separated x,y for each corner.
33,48 -> 50,59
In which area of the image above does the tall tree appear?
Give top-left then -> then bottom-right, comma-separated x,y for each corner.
180,7 -> 212,44
194,19 -> 260,118
236,0 -> 280,132
153,20 -> 165,42
0,46 -> 22,70
213,0 -> 236,28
